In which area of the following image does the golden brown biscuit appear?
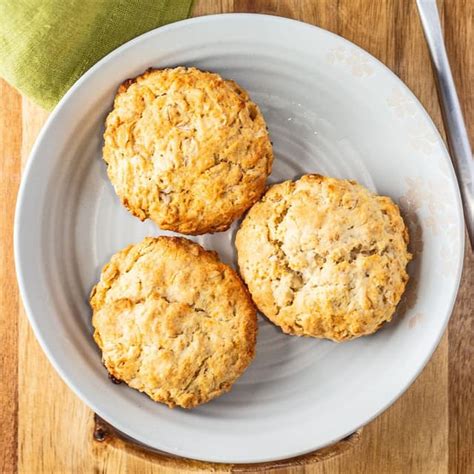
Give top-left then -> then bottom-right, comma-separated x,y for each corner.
103,67 -> 273,235
90,237 -> 257,408
236,175 -> 411,342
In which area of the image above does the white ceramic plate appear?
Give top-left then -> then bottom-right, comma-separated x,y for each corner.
15,14 -> 464,464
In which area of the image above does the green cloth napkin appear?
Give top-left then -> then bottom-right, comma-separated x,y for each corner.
0,0 -> 193,109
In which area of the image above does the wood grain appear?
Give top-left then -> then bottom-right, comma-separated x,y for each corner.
443,2 -> 474,473
92,416 -> 362,472
0,1 -> 472,472
0,80 -> 21,474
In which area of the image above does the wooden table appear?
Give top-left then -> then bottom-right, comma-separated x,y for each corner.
1,1 -> 472,472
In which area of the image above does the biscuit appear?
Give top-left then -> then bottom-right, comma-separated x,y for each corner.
90,237 -> 257,408
103,67 -> 273,235
236,175 -> 411,342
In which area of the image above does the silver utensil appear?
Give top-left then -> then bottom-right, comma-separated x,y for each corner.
416,0 -> 474,249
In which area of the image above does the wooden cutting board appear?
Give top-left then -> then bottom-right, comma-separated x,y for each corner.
1,1 -> 472,472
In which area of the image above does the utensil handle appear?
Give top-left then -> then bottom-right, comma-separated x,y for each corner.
416,0 -> 474,249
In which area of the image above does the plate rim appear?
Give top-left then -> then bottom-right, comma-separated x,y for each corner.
14,13 -> 465,463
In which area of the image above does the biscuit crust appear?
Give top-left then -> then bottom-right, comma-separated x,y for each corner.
90,237 -> 257,408
236,175 -> 411,342
103,67 -> 273,235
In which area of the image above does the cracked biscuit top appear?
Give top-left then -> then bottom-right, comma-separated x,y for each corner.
236,175 -> 411,342
90,236 -> 257,408
103,67 -> 273,235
